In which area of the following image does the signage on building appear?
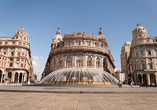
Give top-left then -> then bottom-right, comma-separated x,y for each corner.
18,56 -> 27,58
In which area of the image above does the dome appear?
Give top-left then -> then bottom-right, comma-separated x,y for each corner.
53,28 -> 63,43
15,27 -> 28,35
96,27 -> 106,40
132,24 -> 147,38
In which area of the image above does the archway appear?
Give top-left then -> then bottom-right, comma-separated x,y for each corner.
0,70 -> 2,83
138,74 -> 142,83
19,73 -> 22,83
142,74 -> 147,84
8,72 -> 12,79
150,74 -> 156,85
15,73 -> 18,83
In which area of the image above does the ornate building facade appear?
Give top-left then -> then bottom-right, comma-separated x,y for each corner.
41,28 -> 116,84
127,24 -> 157,85
0,27 -> 34,83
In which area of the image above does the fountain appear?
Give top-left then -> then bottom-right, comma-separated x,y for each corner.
40,68 -> 119,85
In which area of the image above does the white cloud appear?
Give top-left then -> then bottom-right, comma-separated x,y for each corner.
115,68 -> 121,72
32,56 -> 45,80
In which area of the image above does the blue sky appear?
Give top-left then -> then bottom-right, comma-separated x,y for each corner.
0,0 -> 157,79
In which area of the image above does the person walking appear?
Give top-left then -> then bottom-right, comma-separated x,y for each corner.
131,81 -> 134,88
146,78 -> 148,88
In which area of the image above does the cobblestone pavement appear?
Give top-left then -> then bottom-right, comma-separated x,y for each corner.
0,92 -> 157,110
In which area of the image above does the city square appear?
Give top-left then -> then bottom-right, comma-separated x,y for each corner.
1,0 -> 157,110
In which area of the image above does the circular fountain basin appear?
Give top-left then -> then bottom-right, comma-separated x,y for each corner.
40,68 -> 119,85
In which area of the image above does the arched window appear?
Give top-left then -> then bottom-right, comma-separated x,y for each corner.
67,56 -> 72,67
67,56 -> 71,60
96,57 -> 100,67
77,56 -> 82,67
59,57 -> 62,68
87,56 -> 92,60
87,56 -> 92,67
59,57 -> 62,61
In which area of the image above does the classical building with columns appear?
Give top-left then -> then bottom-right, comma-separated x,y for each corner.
0,27 -> 34,83
41,27 -> 116,84
127,24 -> 157,85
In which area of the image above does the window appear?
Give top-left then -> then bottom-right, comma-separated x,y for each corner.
16,63 -> 19,67
136,52 -> 138,57
16,58 -> 20,61
11,48 -> 14,50
10,63 -> 12,67
150,64 -> 153,69
67,56 -> 71,60
17,52 -> 20,56
96,57 -> 100,67
142,64 -> 145,70
12,42 -> 15,45
147,39 -> 149,42
139,35 -> 141,37
23,43 -> 25,46
21,64 -> 23,67
140,51 -> 143,56
68,42 -> 71,46
58,40 -> 60,42
10,58 -> 13,61
24,37 -> 26,40
22,48 -> 25,51
139,40 -> 142,43
87,56 -> 92,60
67,62 -> 71,67
16,36 -> 18,39
4,48 -> 7,50
20,36 -> 22,40
21,59 -> 24,62
59,62 -> 62,67
19,42 -> 21,45
77,56 -> 82,60
22,53 -> 24,56
78,42 -> 81,45
11,52 -> 14,56
77,60 -> 81,67
135,36 -> 137,38
88,42 -> 91,46
140,46 -> 143,48
5,42 -> 7,45
149,58 -> 152,61
148,51 -> 151,55
18,48 -> 21,50
0,42 -> 2,45
4,52 -> 6,55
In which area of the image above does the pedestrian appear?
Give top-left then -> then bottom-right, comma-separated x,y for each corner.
4,79 -> 6,86
131,81 -> 134,88
146,78 -> 148,88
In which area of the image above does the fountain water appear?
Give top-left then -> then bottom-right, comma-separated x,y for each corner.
40,68 -> 119,85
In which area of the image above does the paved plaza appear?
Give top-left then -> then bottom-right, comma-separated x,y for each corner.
0,84 -> 157,93
0,92 -> 157,110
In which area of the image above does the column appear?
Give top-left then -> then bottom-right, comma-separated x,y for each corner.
93,56 -> 96,68
155,73 -> 157,85
12,72 -> 15,82
0,73 -> 3,83
18,74 -> 20,83
147,74 -> 150,85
